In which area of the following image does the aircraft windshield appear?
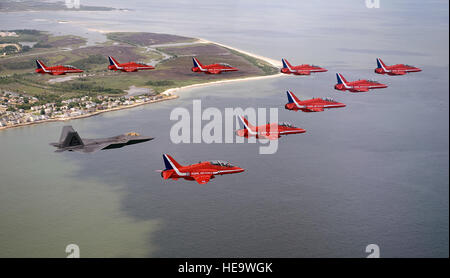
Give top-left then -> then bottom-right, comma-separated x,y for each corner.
322,97 -> 336,102
367,79 -> 380,83
210,160 -> 234,167
218,63 -> 232,67
278,122 -> 295,128
125,132 -> 140,136
63,65 -> 77,69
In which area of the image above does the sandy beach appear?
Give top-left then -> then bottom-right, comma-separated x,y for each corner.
197,38 -> 282,68
161,72 -> 284,96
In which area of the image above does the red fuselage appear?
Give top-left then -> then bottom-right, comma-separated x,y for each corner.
375,64 -> 422,76
108,56 -> 154,72
191,57 -> 238,74
281,58 -> 327,75
236,116 -> 305,140
161,154 -> 244,184
108,62 -> 155,72
375,58 -> 421,76
285,98 -> 346,112
281,65 -> 328,75
335,73 -> 387,93
35,60 -> 83,75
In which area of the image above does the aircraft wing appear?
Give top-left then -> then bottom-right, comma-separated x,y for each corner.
51,72 -> 66,75
207,69 -> 221,74
391,71 -> 406,75
351,87 -> 369,92
124,68 -> 138,72
258,133 -> 280,140
304,106 -> 324,112
295,70 -> 311,75
79,143 -> 114,153
192,174 -> 213,184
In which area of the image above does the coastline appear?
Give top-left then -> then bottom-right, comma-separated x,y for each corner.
197,38 -> 282,68
161,73 -> 283,96
1,38 -> 282,131
0,95 -> 178,131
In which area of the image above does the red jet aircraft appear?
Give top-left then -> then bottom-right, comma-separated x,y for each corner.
281,58 -> 327,75
335,73 -> 387,93
35,60 -> 83,75
236,115 -> 306,140
375,58 -> 422,76
285,90 -> 346,112
108,56 -> 155,72
191,57 -> 238,74
160,154 -> 244,184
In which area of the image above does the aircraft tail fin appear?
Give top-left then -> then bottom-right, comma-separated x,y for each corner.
282,58 -> 293,70
376,58 -> 388,70
192,57 -> 204,69
108,56 -> 120,67
36,60 -> 47,70
286,90 -> 300,104
163,154 -> 183,171
238,115 -> 257,134
336,73 -> 348,85
58,126 -> 84,148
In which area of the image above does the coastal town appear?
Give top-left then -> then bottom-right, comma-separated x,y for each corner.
0,91 -> 175,129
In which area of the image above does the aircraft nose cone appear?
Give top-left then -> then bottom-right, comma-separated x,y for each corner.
296,128 -> 306,133
235,167 -> 245,173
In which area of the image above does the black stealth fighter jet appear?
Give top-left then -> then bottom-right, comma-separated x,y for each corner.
50,126 -> 154,153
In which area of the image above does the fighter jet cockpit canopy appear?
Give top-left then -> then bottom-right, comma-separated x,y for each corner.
125,132 -> 140,136
218,63 -> 232,68
278,122 -> 295,128
63,65 -> 77,69
210,160 -> 234,167
322,97 -> 336,102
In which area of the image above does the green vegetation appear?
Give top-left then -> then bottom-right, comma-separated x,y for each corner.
0,29 -> 47,44
145,80 -> 175,86
227,48 -> 278,75
56,82 -> 123,95
70,55 -> 108,70
1,59 -> 41,70
0,45 -> 19,54
0,31 -> 279,102
33,42 -> 52,48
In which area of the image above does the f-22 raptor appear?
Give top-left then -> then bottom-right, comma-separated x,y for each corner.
50,126 -> 154,153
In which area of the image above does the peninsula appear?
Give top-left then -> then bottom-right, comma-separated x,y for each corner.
0,30 -> 280,130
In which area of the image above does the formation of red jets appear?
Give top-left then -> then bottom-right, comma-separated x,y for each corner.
36,52 -> 421,184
